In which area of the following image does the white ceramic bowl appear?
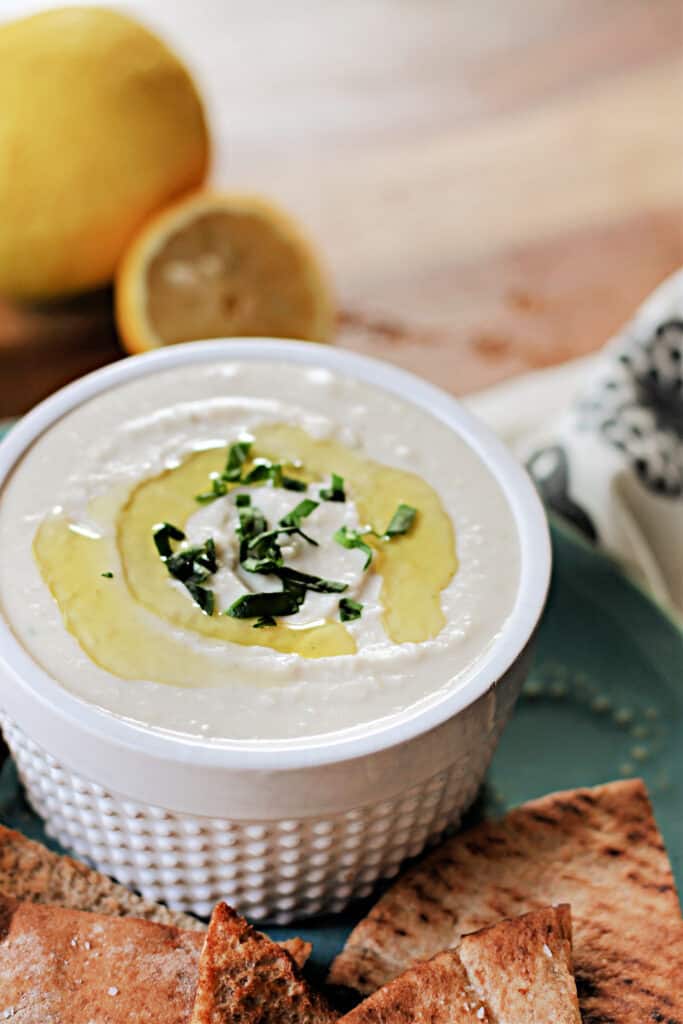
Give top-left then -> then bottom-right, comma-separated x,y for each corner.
0,340 -> 550,923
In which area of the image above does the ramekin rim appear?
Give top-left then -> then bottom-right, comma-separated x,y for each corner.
0,339 -> 551,770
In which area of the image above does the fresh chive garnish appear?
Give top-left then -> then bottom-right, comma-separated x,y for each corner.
320,473 -> 346,502
153,522 -> 186,558
100,571 -> 114,579
384,503 -> 417,537
268,463 -> 284,488
339,597 -> 363,622
165,537 -> 218,581
334,525 -> 374,570
237,506 -> 268,544
247,524 -> 298,552
275,566 -> 347,594
195,473 -> 229,504
225,590 -> 304,620
281,475 -> 307,492
240,557 -> 346,595
224,440 -> 252,481
196,440 -> 308,503
281,576 -> 307,601
195,442 -> 252,502
237,507 -> 284,571
241,460 -> 272,485
235,493 -> 251,507
153,524 -> 216,616
241,459 -> 307,491
253,615 -> 277,629
241,555 -> 283,575
185,581 -> 215,616
280,498 -> 319,527
279,498 -> 319,545
245,521 -> 317,573
333,505 -> 417,568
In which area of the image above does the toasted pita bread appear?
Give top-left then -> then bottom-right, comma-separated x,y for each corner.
190,901 -> 338,1024
329,780 -> 683,1024
0,823 -> 309,966
281,935 -> 314,968
0,822 -> 203,929
456,905 -> 580,1023
0,893 -> 203,1022
339,905 -> 581,1024
339,945 -> 477,1022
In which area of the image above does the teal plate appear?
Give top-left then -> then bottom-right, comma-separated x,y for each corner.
0,422 -> 681,982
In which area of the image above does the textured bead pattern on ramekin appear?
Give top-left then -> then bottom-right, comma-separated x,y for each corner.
1,715 -> 494,923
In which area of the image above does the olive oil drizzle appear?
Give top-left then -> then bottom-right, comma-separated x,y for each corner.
33,425 -> 457,681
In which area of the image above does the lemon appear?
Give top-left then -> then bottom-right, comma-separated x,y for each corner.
0,6 -> 209,300
115,191 -> 335,351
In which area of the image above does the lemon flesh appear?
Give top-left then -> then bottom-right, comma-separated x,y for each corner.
116,194 -> 334,351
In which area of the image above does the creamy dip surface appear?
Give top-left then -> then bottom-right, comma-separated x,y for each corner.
0,361 -> 520,743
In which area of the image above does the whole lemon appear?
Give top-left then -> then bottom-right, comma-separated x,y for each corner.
0,6 -> 210,300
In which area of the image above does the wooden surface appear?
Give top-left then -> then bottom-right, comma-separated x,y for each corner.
1,0 -> 682,416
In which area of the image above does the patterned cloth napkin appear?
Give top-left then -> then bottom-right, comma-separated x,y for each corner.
466,269 -> 683,618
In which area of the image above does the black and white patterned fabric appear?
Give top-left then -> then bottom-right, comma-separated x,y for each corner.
516,269 -> 683,615
576,319 -> 683,497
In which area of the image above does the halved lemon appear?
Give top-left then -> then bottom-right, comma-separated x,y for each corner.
115,192 -> 335,353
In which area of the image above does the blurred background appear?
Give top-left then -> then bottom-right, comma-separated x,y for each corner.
1,0 -> 681,417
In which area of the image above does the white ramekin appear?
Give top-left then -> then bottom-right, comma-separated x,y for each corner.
0,340 -> 550,922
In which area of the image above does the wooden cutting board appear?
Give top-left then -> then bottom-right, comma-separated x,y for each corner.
1,0 -> 681,417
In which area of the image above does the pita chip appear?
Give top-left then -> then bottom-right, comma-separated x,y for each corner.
0,893 -> 203,1022
330,779 -> 683,1024
190,901 -> 338,1024
339,905 -> 581,1024
0,823 -> 309,965
0,821 -> 203,929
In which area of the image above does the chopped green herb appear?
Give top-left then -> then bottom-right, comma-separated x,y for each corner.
281,576 -> 307,602
280,498 -> 319,527
281,475 -> 307,492
197,440 -> 309,503
271,464 -> 307,491
320,473 -> 346,502
275,566 -> 347,594
224,440 -> 252,481
225,590 -> 304,620
235,493 -> 251,507
246,522 -> 317,574
241,460 -> 272,485
267,463 -> 283,488
339,597 -> 363,622
152,524 -> 216,616
153,522 -> 186,558
195,472 -> 229,504
100,571 -> 114,579
166,538 -> 217,581
196,477 -> 228,501
241,555 -> 283,575
242,530 -> 283,571
253,615 -> 277,629
199,536 -> 218,570
237,506 -> 268,545
279,499 -> 319,544
384,503 -> 417,538
185,581 -> 215,616
240,458 -> 307,491
247,525 -> 298,558
334,525 -> 374,570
